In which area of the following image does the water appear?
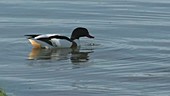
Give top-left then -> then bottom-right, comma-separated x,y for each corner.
1,0 -> 170,96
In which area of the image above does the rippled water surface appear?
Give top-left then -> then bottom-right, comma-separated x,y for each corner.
1,0 -> 170,96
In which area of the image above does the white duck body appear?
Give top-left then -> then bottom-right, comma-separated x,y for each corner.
28,34 -> 80,49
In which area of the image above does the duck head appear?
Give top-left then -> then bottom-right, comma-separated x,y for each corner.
71,27 -> 94,40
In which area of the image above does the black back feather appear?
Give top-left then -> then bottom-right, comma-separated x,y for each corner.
25,34 -> 40,39
49,35 -> 73,42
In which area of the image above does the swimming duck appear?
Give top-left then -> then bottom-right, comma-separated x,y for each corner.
25,27 -> 94,49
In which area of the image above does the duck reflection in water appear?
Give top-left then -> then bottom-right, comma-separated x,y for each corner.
28,48 -> 93,63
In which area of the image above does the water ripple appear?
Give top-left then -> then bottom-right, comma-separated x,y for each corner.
1,0 -> 170,96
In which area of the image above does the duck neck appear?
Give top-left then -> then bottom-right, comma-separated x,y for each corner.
71,39 -> 80,49
71,41 -> 77,49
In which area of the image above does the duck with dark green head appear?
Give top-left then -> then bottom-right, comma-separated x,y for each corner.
25,27 -> 94,49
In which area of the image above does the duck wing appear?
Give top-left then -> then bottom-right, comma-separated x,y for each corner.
36,34 -> 72,47
25,34 -> 73,47
36,38 -> 53,46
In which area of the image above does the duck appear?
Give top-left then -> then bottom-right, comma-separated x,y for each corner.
25,27 -> 94,49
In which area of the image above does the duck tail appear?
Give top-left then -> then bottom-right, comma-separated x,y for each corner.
24,34 -> 40,39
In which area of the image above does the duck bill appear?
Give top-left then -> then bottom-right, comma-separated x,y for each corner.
87,34 -> 94,38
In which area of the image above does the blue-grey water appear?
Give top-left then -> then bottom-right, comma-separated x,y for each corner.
1,0 -> 170,96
